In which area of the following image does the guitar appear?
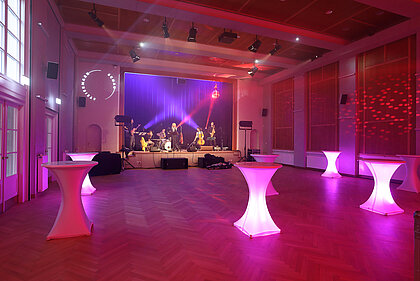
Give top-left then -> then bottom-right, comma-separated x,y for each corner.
140,137 -> 147,151
131,125 -> 141,135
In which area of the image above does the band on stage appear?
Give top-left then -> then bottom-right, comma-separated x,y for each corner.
124,120 -> 220,152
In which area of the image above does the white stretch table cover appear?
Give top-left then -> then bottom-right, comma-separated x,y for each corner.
67,152 -> 98,195
234,162 -> 282,238
359,158 -> 405,215
250,154 -> 279,196
397,155 -> 420,193
321,151 -> 342,178
42,161 -> 97,240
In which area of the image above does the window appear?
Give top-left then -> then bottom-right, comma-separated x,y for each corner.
0,0 -> 25,84
272,78 -> 294,150
306,63 -> 339,152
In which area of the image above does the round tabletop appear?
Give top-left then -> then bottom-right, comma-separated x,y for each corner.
322,151 -> 342,153
234,162 -> 282,169
359,158 -> 405,164
42,161 -> 98,168
67,152 -> 98,156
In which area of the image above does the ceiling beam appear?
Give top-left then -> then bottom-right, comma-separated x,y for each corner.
78,0 -> 347,50
65,23 -> 300,69
355,0 -> 420,18
77,50 -> 265,79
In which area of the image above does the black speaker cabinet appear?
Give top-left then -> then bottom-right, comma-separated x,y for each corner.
161,158 -> 188,169
262,108 -> 268,116
239,121 -> 253,128
78,96 -> 86,107
47,61 -> 59,79
198,157 -> 206,168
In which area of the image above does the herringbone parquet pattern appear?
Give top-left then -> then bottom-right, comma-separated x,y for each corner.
0,166 -> 418,281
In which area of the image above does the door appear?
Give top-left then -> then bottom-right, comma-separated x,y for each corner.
2,104 -> 18,204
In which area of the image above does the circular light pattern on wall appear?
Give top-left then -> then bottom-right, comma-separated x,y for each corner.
81,69 -> 117,101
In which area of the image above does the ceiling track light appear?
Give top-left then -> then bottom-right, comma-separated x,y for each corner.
269,40 -> 281,55
248,35 -> 261,52
187,22 -> 197,42
162,17 -> 170,38
248,65 -> 258,77
88,4 -> 104,27
129,49 -> 140,63
218,28 -> 238,44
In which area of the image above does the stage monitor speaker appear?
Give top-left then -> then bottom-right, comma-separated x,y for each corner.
150,147 -> 161,152
187,146 -> 197,152
78,97 -> 86,107
46,61 -> 59,79
201,146 -> 213,151
239,121 -> 253,129
340,94 -> 348,104
262,108 -> 268,116
161,158 -> 188,169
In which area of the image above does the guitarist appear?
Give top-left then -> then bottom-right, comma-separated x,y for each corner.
124,118 -> 140,150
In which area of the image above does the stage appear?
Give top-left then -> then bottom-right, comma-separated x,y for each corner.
125,150 -> 241,169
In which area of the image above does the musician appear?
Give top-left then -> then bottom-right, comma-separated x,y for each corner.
193,127 -> 204,149
144,130 -> 155,149
124,118 -> 139,150
157,129 -> 166,139
207,122 -> 216,146
168,123 -> 180,151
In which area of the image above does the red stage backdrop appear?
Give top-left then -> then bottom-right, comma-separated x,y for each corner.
356,35 -> 416,155
306,62 -> 339,151
272,78 -> 294,150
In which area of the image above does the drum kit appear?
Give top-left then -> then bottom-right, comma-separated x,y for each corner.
152,139 -> 171,151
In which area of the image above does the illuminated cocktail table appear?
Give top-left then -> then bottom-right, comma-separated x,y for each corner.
397,155 -> 420,193
67,152 -> 98,195
42,161 -> 97,240
359,158 -> 405,215
250,154 -> 279,196
321,151 -> 342,178
234,162 -> 282,238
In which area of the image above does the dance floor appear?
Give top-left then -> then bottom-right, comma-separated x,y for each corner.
0,166 -> 418,281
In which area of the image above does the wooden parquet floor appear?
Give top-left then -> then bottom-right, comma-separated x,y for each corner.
0,166 -> 418,281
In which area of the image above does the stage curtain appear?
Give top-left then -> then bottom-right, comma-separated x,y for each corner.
272,78 -> 294,150
306,62 -> 339,152
356,36 -> 416,155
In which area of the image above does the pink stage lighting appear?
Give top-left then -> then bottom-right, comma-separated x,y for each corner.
234,162 -> 282,238
67,152 -> 98,195
359,158 -> 405,215
321,151 -> 342,178
211,84 -> 220,99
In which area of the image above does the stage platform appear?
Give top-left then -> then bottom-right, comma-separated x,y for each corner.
125,150 -> 241,169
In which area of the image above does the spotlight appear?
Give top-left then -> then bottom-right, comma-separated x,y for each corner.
88,4 -> 104,27
269,40 -> 281,55
162,17 -> 170,38
187,22 -> 197,42
248,36 -> 261,52
129,49 -> 140,63
248,66 -> 258,77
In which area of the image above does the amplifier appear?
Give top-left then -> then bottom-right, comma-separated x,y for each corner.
161,158 -> 188,169
201,146 -> 213,151
150,147 -> 161,152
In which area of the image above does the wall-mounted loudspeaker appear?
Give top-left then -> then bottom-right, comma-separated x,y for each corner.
47,61 -> 59,79
262,108 -> 268,116
78,96 -> 86,107
340,94 -> 348,105
239,121 -> 253,129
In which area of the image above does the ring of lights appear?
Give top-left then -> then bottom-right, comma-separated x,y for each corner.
81,69 -> 117,101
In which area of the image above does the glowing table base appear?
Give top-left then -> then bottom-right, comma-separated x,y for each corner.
250,154 -> 279,196
359,158 -> 405,215
321,151 -> 342,178
67,152 -> 98,195
234,162 -> 282,238
42,161 -> 97,240
397,155 -> 420,193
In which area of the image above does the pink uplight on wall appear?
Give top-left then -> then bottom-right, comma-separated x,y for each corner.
359,158 -> 405,215
321,151 -> 342,178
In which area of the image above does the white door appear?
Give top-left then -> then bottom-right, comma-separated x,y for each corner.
2,104 -> 18,203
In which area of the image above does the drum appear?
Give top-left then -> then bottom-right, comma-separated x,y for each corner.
164,140 -> 172,151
